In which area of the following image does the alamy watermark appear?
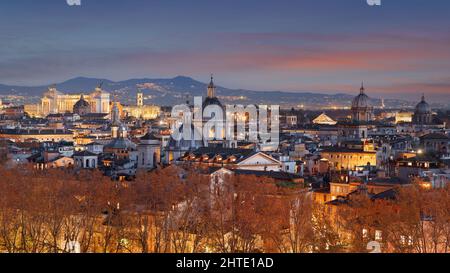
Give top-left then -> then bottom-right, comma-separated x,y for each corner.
171,97 -> 280,146
367,0 -> 381,6
367,241 -> 382,253
66,0 -> 81,6
66,0 -> 380,7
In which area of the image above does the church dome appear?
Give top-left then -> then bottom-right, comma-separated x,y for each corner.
415,95 -> 431,114
105,138 -> 136,150
74,95 -> 90,108
352,84 -> 370,109
141,132 -> 159,141
140,132 -> 160,145
350,83 -> 374,123
73,95 -> 91,115
203,96 -> 223,109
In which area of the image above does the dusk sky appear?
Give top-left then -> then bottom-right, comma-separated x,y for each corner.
0,0 -> 449,102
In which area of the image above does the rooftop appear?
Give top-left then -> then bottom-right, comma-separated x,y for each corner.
74,150 -> 98,157
321,147 -> 376,154
420,133 -> 449,140
0,128 -> 72,135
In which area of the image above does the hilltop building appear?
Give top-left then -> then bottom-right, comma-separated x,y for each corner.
123,91 -> 160,120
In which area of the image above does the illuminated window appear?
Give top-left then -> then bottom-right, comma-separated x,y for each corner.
375,230 -> 382,241
362,229 -> 368,239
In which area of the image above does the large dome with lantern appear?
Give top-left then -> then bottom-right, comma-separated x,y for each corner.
202,75 -> 223,110
415,95 -> 431,115
413,95 -> 433,125
352,85 -> 370,109
351,83 -> 373,123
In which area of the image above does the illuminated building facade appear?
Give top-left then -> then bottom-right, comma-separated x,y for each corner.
123,92 -> 160,120
395,110 -> 413,124
313,113 -> 337,125
34,86 -> 111,117
0,128 -> 74,143
320,141 -> 377,171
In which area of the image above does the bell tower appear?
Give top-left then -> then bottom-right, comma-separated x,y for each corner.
137,91 -> 144,107
111,99 -> 121,139
207,74 -> 216,98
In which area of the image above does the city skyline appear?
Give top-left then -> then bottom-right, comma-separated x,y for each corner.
0,1 -> 448,256
0,0 -> 449,102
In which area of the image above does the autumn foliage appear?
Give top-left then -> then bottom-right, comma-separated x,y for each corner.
0,165 -> 448,253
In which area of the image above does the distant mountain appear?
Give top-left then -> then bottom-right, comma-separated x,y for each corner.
0,76 -> 417,109
55,77 -> 115,91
